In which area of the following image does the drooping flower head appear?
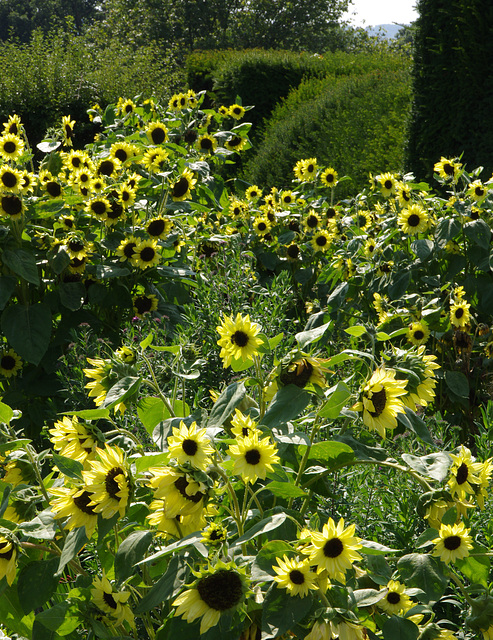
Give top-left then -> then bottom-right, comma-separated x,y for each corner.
49,415 -> 99,464
148,466 -> 210,519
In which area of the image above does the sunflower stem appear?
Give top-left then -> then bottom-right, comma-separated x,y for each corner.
448,568 -> 476,607
253,355 -> 266,419
289,414 -> 323,507
141,352 -> 176,417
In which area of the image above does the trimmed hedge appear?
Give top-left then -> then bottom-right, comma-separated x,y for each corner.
242,67 -> 412,195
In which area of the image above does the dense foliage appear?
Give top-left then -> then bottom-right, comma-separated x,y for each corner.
1,91 -> 493,640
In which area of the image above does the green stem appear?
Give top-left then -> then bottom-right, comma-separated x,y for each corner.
141,352 -> 176,417
448,568 -> 476,607
288,414 -> 323,509
254,355 -> 266,419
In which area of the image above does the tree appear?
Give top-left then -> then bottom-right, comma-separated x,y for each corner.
406,0 -> 493,180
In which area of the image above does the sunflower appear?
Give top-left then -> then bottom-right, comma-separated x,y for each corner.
278,356 -> 328,390
142,147 -> 169,172
216,313 -> 262,368
229,104 -> 245,120
230,409 -> 261,439
407,320 -> 430,346
170,168 -> 196,201
0,534 -> 18,585
146,121 -> 169,145
173,562 -> 247,634
43,176 -> 63,199
3,114 -> 22,136
398,204 -> 429,235
132,293 -> 158,318
104,200 -> 126,227
434,156 -> 461,181
146,216 -> 172,239
168,93 -> 188,110
0,166 -> 22,192
89,176 -> 106,194
304,518 -> 362,583
353,367 -> 408,439
131,239 -> 161,270
311,230 -> 332,252
117,98 -> 137,115
450,300 -> 471,328
49,485 -> 99,538
432,522 -> 473,564
91,574 -> 134,626
49,415 -> 98,464
245,185 -> 262,201
148,466 -> 208,518
228,434 -> 280,484
0,349 -> 22,378
468,180 -> 488,201
223,134 -> 246,152
396,182 -> 413,207
252,216 -> 272,236
64,235 -> 91,260
363,238 -> 377,258
378,172 -> 397,197
447,445 -> 483,500
116,235 -> 139,262
117,183 -> 136,209
320,167 -> 338,188
97,156 -> 121,178
168,421 -> 214,470
147,498 -> 206,538
196,134 -> 217,154
85,196 -> 111,221
83,445 -> 131,519
83,357 -> 127,414
354,210 -> 372,231
19,170 -> 36,195
62,150 -> 87,172
110,141 -> 136,164
286,242 -> 301,261
379,579 -> 413,614
304,209 -> 321,232
0,133 -> 24,161
273,555 -> 318,598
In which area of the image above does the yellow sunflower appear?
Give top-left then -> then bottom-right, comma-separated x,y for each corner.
147,121 -> 169,145
398,204 -> 430,235
109,141 -> 136,164
91,574 -> 134,626
0,349 -> 22,378
304,517 -> 362,583
170,168 -> 196,201
432,522 -> 473,564
407,320 -> 430,346
0,133 -> 24,161
229,104 -> 245,120
132,293 -> 158,318
434,156 -> 461,181
196,134 -> 217,154
146,498 -> 206,538
216,313 -> 262,368
116,235 -> 139,262
168,421 -> 214,470
378,172 -> 397,197
228,434 -> 280,484
224,135 -> 247,152
49,485 -> 99,538
311,230 -> 332,252
0,534 -> 18,585
148,466 -> 208,518
353,368 -> 408,439
146,216 -> 172,239
450,300 -> 471,328
82,445 -> 131,519
320,167 -> 338,188
447,445 -> 483,500
0,166 -> 22,192
131,239 -> 161,270
48,415 -> 98,464
142,147 -> 169,172
61,115 -> 75,146
379,579 -> 413,614
273,555 -> 318,598
230,409 -> 262,439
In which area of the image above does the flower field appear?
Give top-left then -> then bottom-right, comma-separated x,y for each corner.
1,90 -> 493,639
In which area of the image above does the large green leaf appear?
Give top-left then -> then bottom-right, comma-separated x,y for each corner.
382,615 -> 419,640
138,397 -> 169,434
464,219 -> 491,250
397,554 -> 447,603
19,510 -> 57,540
295,322 -> 330,349
0,275 -> 16,309
134,554 -> 190,614
262,585 -> 313,639
0,583 -> 35,636
2,248 -> 40,285
456,542 -> 490,587
1,302 -> 52,365
52,453 -> 83,481
260,385 -> 310,430
435,217 -> 461,247
299,440 -> 354,468
59,281 -> 86,311
57,527 -> 88,575
17,557 -> 60,614
445,370 -> 469,398
35,600 -> 81,635
266,481 -> 307,499
401,452 -> 451,482
318,381 -> 351,419
234,513 -> 287,546
102,376 -> 141,409
207,381 -> 246,430
115,530 -> 154,583
251,540 -> 293,581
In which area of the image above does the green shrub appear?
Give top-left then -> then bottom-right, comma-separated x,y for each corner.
243,67 -> 412,195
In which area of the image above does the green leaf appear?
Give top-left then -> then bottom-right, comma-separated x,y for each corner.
1,303 -> 52,365
59,281 -> 86,311
0,399 -> 15,422
359,540 -> 398,555
230,354 -> 255,372
17,557 -> 60,614
353,588 -> 386,607
456,542 -> 490,587
133,452 -> 169,473
389,271 -> 410,299
251,540 -> 293,581
401,452 -> 451,482
140,332 -> 154,350
269,333 -> 284,350
138,397 -> 169,434
102,376 -> 141,409
35,601 -> 81,634
397,554 -> 447,603
138,532 -> 203,565
0,275 -> 16,309
0,439 -> 30,455
261,385 -> 310,430
299,440 -> 354,468
412,239 -> 434,262
333,433 -> 386,462
397,407 -> 434,445
266,481 -> 307,499
0,583 -> 35,636
445,370 -> 469,398
52,453 -> 83,480
134,554 -> 190,614
207,381 -> 246,430
295,322 -> 330,349
464,219 -> 491,250
318,382 -> 351,419
382,615 -> 419,640
262,585 -> 313,639
57,527 -> 88,576
2,249 -> 40,285
234,513 -> 287,546
19,510 -> 57,539
344,325 -> 367,337
115,530 -> 154,583
64,408 -> 110,420
435,217 -> 461,247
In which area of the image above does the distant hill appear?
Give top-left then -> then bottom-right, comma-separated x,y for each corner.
366,23 -> 403,39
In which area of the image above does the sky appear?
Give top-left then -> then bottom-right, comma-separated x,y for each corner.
343,0 -> 419,27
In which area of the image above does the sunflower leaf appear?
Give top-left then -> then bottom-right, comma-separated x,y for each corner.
233,513 -> 287,546
397,554 -> 447,603
115,530 -> 154,583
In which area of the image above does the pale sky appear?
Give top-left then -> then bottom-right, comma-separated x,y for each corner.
343,0 -> 419,27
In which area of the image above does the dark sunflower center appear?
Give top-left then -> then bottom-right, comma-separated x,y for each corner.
63,218 -> 74,228
0,545 -> 13,560
456,462 -> 468,485
455,308 -> 464,319
91,201 -> 107,216
4,141 -> 16,154
414,330 -> 425,340
287,244 -> 300,259
148,219 -> 165,236
114,149 -> 128,162
69,240 -> 84,252
182,438 -> 198,456
231,330 -> 249,348
71,157 -> 81,168
108,202 -> 123,219
316,235 -> 327,247
151,127 -> 166,144
123,242 -> 136,258
245,449 -> 261,465
325,173 -> 335,183
387,592 -> 401,604
444,535 -> 462,550
307,215 -> 318,228
79,172 -> 90,183
174,476 -> 203,503
384,180 -> 392,189
289,569 -> 305,585
105,466 -> 125,500
1,355 -> 16,370
209,529 -> 223,541
380,263 -> 391,273
283,195 -> 292,203
326,207 -> 336,218
197,569 -> 243,611
227,136 -> 242,148
257,222 -> 267,231
368,388 -> 387,417
73,491 -> 98,515
475,187 -> 484,197
358,215 -> 367,226
280,360 -> 314,388
200,138 -> 213,150
98,160 -> 115,176
65,124 -> 73,137
47,181 -> 61,197
444,163 -> 454,176
306,164 -> 315,173
134,296 -> 153,313
408,214 -> 420,227
2,195 -> 22,216
103,591 -> 118,609
172,177 -> 190,198
242,427 -> 249,437
140,247 -> 156,262
71,257 -> 86,268
8,124 -> 18,134
2,171 -> 18,188
323,537 -> 343,558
